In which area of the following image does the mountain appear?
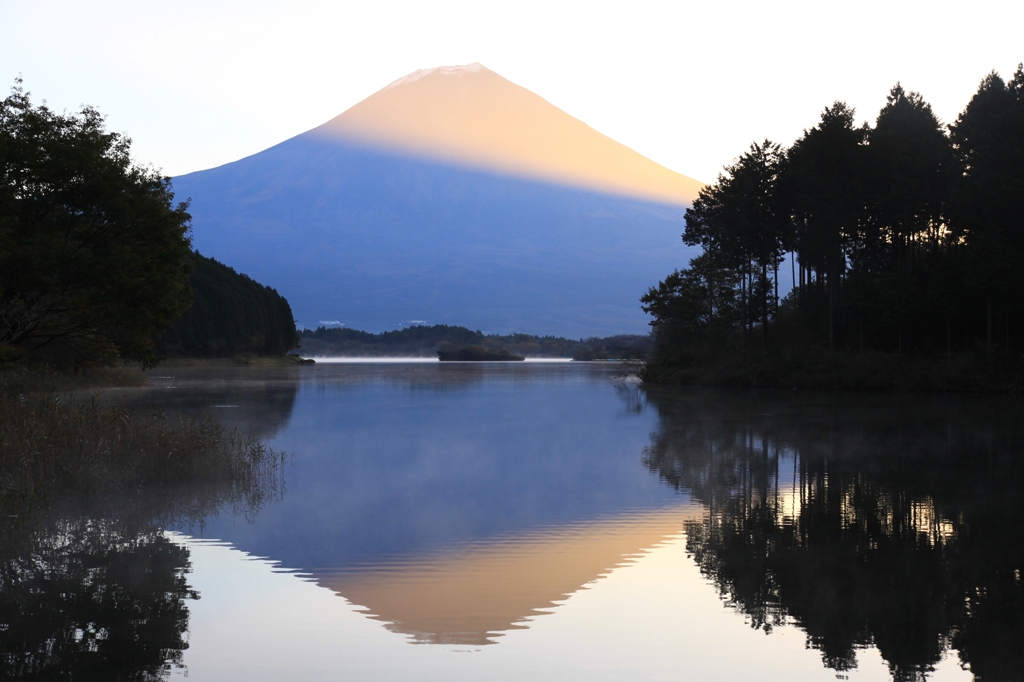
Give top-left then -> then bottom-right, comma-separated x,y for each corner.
171,64 -> 702,336
315,63 -> 702,206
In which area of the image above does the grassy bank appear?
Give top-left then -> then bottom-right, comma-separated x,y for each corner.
157,354 -> 312,368
0,363 -> 148,395
0,390 -> 287,520
0,362 -> 288,526
642,346 -> 1024,393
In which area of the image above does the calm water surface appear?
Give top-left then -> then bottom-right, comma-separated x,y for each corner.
4,362 -> 1024,680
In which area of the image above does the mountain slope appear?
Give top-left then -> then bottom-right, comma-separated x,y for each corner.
315,63 -> 702,206
172,65 -> 701,336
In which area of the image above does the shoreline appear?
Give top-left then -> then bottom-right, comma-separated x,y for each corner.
641,348 -> 1024,394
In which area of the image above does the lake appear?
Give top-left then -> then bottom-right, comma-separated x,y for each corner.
3,361 -> 1023,681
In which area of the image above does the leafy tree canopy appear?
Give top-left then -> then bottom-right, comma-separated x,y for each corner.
0,80 -> 193,367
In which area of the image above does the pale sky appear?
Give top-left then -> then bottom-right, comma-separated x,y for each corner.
2,0 -> 1021,183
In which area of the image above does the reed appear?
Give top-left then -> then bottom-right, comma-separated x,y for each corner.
0,390 -> 287,525
0,364 -> 148,395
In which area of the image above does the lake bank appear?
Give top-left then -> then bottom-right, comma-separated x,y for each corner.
0,361 -> 288,528
10,362 -> 1017,680
642,346 -> 1024,393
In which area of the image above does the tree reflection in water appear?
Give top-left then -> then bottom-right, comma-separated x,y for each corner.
0,459 -> 287,680
0,519 -> 194,681
642,389 -> 1024,681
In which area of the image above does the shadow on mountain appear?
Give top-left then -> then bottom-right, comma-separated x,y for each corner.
174,136 -> 695,337
641,388 -> 1024,680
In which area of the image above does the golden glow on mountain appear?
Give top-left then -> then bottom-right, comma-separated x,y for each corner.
313,504 -> 699,645
313,63 -> 702,206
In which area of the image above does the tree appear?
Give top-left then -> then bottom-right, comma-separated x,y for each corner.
863,85 -> 949,274
0,80 -> 193,366
157,253 -> 298,358
851,85 -> 951,352
948,66 -> 1024,352
641,252 -> 741,351
683,140 -> 789,347
786,102 -> 867,350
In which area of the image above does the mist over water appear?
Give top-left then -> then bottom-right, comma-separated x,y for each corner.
3,363 -> 1021,680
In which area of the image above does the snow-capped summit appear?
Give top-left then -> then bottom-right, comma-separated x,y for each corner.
171,65 -> 702,337
316,63 -> 701,206
384,62 -> 486,89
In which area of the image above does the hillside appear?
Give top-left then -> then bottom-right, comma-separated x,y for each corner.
316,63 -> 702,206
297,325 -> 653,360
158,253 -> 298,358
172,64 -> 702,337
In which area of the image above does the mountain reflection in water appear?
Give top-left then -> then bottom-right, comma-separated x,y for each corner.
315,505 -> 697,645
8,364 -> 1024,681
642,388 -> 1024,680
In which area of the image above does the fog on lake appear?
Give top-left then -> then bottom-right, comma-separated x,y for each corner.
2,362 -> 1021,681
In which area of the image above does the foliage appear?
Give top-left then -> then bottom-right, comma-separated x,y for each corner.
0,81 -> 193,367
437,345 -> 524,361
299,324 -> 653,360
0,390 -> 287,522
641,388 -> 1024,678
645,65 -> 1024,385
0,382 -> 289,680
157,253 -> 298,358
682,140 -> 789,348
641,252 -> 741,351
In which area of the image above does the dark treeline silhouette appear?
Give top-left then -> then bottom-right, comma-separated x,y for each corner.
641,388 -> 1024,680
437,345 -> 524,361
299,324 -> 652,359
158,253 -> 298,358
1,81 -> 192,368
643,66 -> 1024,388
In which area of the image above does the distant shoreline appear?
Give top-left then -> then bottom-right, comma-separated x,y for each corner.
295,356 -> 576,363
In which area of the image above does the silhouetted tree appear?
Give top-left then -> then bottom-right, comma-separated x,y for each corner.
683,141 -> 790,348
948,65 -> 1024,353
786,102 -> 867,351
641,252 -> 741,352
0,80 -> 193,367
644,65 -> 1024,384
157,253 -> 298,358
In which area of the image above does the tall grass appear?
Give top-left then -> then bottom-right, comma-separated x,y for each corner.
0,390 -> 288,527
0,363 -> 148,394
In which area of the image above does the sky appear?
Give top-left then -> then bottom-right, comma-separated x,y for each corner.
2,0 -> 1022,183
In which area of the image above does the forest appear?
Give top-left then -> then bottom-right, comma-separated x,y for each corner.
158,253 -> 298,358
299,324 -> 652,359
642,66 -> 1024,389
0,80 -> 193,368
1,81 -> 298,368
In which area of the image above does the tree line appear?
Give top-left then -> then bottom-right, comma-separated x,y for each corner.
1,80 -> 297,367
300,324 -> 652,359
0,80 -> 192,367
643,66 -> 1024,377
158,253 -> 297,358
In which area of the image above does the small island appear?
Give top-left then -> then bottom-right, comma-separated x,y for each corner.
438,345 -> 525,362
